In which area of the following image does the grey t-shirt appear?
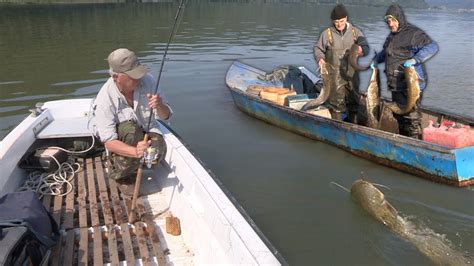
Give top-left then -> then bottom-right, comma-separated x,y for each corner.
90,73 -> 172,143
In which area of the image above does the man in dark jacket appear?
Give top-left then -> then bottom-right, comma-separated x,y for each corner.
373,4 -> 439,138
314,4 -> 370,122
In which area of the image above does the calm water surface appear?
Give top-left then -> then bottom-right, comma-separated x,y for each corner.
1,2 -> 473,265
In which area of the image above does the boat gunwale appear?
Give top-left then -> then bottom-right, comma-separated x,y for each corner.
159,122 -> 288,265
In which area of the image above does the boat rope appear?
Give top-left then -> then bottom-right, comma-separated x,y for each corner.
47,133 -> 97,154
18,134 -> 96,197
18,158 -> 80,198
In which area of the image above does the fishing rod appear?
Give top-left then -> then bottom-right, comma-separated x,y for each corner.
129,0 -> 187,223
146,0 -> 187,132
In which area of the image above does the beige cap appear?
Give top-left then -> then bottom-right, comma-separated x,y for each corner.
107,48 -> 147,79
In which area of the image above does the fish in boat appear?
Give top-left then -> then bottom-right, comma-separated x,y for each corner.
387,66 -> 421,115
365,66 -> 381,129
301,62 -> 335,111
351,179 -> 471,266
347,43 -> 370,71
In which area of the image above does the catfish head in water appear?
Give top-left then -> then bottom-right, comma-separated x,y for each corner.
350,179 -> 400,230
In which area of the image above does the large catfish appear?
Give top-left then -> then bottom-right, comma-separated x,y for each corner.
387,66 -> 421,115
365,66 -> 381,129
301,62 -> 335,111
351,179 -> 471,266
348,43 -> 370,71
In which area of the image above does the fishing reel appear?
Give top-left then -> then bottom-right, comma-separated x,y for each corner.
143,147 -> 158,168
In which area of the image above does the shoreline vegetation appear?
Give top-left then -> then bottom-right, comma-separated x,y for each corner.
0,0 -> 429,9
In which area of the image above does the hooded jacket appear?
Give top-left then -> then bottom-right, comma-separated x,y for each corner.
376,4 -> 438,91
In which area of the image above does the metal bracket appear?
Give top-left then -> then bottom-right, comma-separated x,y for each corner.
29,102 -> 44,117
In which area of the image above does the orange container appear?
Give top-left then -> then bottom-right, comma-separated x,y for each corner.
423,120 -> 474,149
259,87 -> 296,106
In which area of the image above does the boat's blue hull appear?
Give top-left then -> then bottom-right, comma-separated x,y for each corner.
226,61 -> 474,187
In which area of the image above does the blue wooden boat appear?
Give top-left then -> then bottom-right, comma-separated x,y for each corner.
225,61 -> 474,187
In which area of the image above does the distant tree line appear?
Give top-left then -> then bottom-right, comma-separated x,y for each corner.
0,0 -> 428,8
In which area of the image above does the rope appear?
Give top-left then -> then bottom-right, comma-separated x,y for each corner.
47,133 -> 96,154
18,134 -> 96,197
18,158 -> 80,198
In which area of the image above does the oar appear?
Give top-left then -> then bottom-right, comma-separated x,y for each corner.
128,0 -> 187,224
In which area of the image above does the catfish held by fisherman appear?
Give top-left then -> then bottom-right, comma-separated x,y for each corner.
372,4 -> 439,139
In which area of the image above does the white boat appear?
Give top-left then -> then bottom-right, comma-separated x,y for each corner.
0,98 -> 285,265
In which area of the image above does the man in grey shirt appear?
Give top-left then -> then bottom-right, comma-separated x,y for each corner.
91,48 -> 172,198
314,4 -> 369,122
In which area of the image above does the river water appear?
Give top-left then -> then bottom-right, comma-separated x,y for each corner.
1,2 -> 473,265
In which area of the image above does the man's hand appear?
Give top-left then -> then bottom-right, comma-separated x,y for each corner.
318,58 -> 326,67
357,45 -> 363,56
147,93 -> 171,120
403,59 -> 416,68
147,93 -> 163,110
135,140 -> 151,158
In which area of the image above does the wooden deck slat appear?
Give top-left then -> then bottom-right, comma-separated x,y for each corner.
50,234 -> 63,266
108,178 -> 127,224
86,158 -> 100,227
135,222 -> 152,266
95,157 -> 114,225
77,160 -> 88,228
143,217 -> 167,265
62,230 -> 76,266
107,224 -> 120,265
78,228 -> 89,265
93,226 -> 103,265
63,169 -> 76,229
120,223 -> 136,265
52,195 -> 63,226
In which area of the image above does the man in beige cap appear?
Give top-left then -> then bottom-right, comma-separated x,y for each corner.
91,48 -> 172,198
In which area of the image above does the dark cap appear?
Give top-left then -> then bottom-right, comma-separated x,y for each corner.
331,4 -> 348,20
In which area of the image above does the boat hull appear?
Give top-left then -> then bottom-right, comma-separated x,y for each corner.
226,61 -> 474,187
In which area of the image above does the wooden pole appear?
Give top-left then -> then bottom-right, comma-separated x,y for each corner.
128,133 -> 148,223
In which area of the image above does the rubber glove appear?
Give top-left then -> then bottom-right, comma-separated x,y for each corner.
370,62 -> 376,69
403,59 -> 416,68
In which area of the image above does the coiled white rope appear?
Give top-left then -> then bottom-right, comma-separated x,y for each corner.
19,134 -> 96,197
19,158 -> 80,198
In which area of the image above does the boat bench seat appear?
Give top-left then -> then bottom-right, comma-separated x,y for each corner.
36,117 -> 92,139
43,155 -> 167,265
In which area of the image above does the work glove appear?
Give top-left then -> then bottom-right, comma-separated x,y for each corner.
403,59 -> 416,68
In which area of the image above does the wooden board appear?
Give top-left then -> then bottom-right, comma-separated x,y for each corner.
46,155 -> 167,265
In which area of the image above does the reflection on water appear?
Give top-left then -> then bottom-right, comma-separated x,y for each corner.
0,2 -> 473,265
